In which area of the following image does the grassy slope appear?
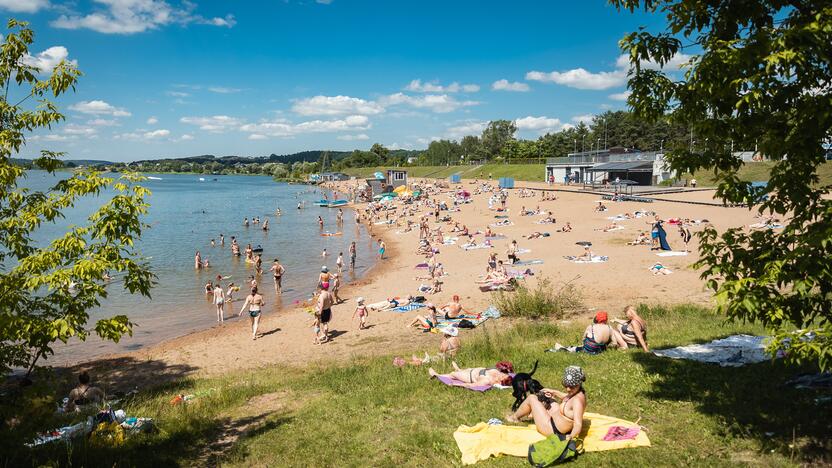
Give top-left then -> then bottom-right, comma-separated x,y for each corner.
342,161 -> 832,186
23,305 -> 828,467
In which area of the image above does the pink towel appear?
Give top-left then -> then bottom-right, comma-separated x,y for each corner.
602,426 -> 640,441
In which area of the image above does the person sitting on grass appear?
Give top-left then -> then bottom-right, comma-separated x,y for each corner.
439,327 -> 461,358
549,312 -> 613,354
506,366 -> 586,441
611,305 -> 650,352
65,372 -> 105,412
428,361 -> 513,388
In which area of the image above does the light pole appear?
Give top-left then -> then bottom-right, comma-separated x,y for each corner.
596,138 -> 601,154
573,138 -> 577,154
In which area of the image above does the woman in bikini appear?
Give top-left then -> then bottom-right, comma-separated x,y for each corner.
507,366 -> 587,441
239,286 -> 265,340
611,305 -> 650,352
212,282 -> 225,323
428,361 -> 513,388
580,311 -> 613,354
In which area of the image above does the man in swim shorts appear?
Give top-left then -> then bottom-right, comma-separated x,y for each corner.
317,282 -> 334,342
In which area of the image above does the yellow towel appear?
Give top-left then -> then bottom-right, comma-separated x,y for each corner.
453,412 -> 651,465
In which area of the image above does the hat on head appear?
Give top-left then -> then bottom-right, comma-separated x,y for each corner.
594,311 -> 608,323
356,297 -> 364,304
321,282 -> 330,290
321,266 -> 328,272
562,366 -> 586,388
444,327 -> 458,337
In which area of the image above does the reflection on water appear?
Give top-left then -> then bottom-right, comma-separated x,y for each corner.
21,172 -> 375,364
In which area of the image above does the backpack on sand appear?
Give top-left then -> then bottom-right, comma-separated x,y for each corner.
528,435 -> 582,467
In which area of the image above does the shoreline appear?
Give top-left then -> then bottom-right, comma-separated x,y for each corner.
59,177 -> 759,390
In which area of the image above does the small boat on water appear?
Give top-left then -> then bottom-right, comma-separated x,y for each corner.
147,176 -> 163,180
313,200 -> 329,207
326,200 -> 349,208
199,177 -> 205,182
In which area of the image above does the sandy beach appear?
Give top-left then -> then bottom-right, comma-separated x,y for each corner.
69,179 -> 761,386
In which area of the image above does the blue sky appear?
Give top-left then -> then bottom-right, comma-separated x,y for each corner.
4,0 -> 681,162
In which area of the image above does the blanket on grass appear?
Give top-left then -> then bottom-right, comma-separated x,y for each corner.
453,412 -> 651,465
653,334 -> 773,366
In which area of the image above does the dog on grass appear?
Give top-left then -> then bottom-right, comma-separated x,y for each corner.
510,360 -> 542,411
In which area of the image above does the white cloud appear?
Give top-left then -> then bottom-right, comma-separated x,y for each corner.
608,90 -> 631,101
144,129 -> 170,139
180,115 -> 244,132
146,116 -> 158,125
491,79 -> 530,92
178,133 -> 194,141
166,90 -> 190,97
115,128 -> 171,141
0,0 -> 48,13
30,134 -> 72,142
248,134 -> 268,140
405,79 -> 480,93
571,114 -> 594,125
239,115 -> 370,138
515,116 -> 565,134
381,93 -> 479,113
292,95 -> 384,116
51,0 -> 235,34
615,52 -> 691,71
337,133 -> 369,141
69,100 -> 131,117
87,118 -> 119,127
22,46 -> 77,74
446,121 -> 487,139
63,124 -> 97,136
207,86 -> 241,94
526,68 -> 626,90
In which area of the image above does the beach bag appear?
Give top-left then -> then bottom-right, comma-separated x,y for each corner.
457,319 -> 475,329
527,435 -> 581,467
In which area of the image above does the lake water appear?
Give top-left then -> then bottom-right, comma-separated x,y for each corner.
23,172 -> 375,365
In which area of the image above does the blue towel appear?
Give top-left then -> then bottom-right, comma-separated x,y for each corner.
390,303 -> 426,313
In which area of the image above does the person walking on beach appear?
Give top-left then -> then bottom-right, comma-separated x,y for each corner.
317,282 -> 334,342
349,241 -> 357,271
336,252 -> 344,274
269,258 -> 285,294
353,297 -> 368,330
239,286 -> 265,340
377,238 -> 386,260
212,281 -> 225,323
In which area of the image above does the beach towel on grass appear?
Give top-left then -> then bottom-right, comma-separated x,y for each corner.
656,251 -> 688,257
390,303 -> 426,313
653,334 -> 773,366
564,256 -> 609,263
453,412 -> 650,465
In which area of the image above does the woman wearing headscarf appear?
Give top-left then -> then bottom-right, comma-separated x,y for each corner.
507,366 -> 587,441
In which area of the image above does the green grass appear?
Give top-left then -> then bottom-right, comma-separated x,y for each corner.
688,161 -> 832,187
494,277 -> 583,319
14,304 -> 831,467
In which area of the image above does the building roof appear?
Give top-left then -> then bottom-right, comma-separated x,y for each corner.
586,161 -> 654,172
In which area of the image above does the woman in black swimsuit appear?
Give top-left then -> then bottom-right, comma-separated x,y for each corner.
611,305 -> 650,352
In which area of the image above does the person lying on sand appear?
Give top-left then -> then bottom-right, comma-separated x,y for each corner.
428,361 -> 513,388
627,231 -> 650,245
506,366 -> 586,440
539,211 -> 556,223
649,263 -> 672,275
525,231 -> 551,239
596,221 -> 621,232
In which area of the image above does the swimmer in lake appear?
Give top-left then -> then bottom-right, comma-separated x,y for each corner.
243,217 -> 249,227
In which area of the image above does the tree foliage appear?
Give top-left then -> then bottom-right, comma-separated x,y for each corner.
0,20 -> 154,375
613,0 -> 832,368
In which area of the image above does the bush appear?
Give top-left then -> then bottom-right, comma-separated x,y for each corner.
493,277 -> 583,319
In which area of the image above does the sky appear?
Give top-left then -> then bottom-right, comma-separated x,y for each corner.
3,0 -> 681,162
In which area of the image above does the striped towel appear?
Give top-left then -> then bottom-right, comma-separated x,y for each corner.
390,303 -> 426,313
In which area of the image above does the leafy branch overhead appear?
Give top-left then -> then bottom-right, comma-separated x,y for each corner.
0,20 -> 155,376
612,0 -> 832,369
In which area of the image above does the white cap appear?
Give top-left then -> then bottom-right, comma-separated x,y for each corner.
356,297 -> 364,304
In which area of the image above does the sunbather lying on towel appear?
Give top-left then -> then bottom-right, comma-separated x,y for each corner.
627,231 -> 650,245
525,231 -> 550,239
596,221 -> 622,232
649,263 -> 672,275
428,361 -> 513,388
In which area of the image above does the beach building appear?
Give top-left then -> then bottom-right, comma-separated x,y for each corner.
386,169 -> 408,189
319,172 -> 350,182
545,149 -> 673,186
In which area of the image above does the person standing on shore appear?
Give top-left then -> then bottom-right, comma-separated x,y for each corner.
349,241 -> 357,271
317,282 -> 334,342
239,286 -> 265,340
213,281 -> 225,323
378,238 -> 386,260
269,258 -> 285,294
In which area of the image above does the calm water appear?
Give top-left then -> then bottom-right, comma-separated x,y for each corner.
22,172 -> 376,364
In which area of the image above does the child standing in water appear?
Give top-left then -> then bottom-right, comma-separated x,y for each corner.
353,297 -> 369,330
336,252 -> 344,274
